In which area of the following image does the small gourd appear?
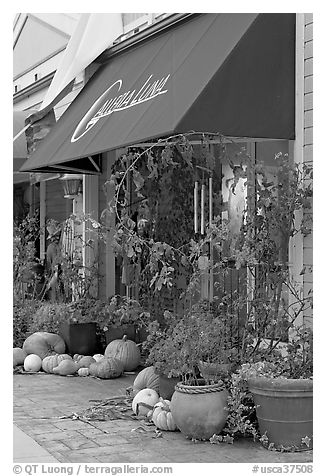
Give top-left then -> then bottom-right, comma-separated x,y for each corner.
151,398 -> 178,431
76,356 -> 96,369
78,367 -> 90,377
53,359 -> 78,376
93,353 -> 104,362
105,335 -> 140,371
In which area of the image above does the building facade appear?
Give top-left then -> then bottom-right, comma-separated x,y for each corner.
15,13 -> 313,326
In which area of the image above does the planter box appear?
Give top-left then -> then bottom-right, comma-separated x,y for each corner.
59,322 -> 98,356
248,377 -> 313,451
104,324 -> 136,344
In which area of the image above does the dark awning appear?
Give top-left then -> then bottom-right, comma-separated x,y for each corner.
21,13 -> 295,174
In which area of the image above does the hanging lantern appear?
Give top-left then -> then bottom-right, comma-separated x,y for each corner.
59,174 -> 83,199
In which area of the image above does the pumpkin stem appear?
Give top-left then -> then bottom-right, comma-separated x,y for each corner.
122,335 -> 128,341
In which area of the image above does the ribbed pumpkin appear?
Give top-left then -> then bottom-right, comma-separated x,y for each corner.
76,356 -> 96,369
104,335 -> 140,371
24,354 -> 42,372
23,332 -> 65,359
133,366 -> 160,394
42,354 -> 72,374
89,357 -> 123,379
151,399 -> 178,431
13,347 -> 27,367
78,367 -> 90,377
53,359 -> 78,376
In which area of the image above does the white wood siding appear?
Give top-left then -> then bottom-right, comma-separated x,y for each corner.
303,14 -> 313,324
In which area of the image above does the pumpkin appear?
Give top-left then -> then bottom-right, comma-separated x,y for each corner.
133,366 -> 160,394
151,398 -> 177,431
76,356 -> 96,369
89,357 -> 123,379
23,332 -> 65,359
53,359 -> 78,376
73,354 -> 84,362
78,367 -> 90,377
93,353 -> 104,362
42,354 -> 72,373
13,347 -> 27,367
132,388 -> 160,416
104,335 -> 140,371
24,354 -> 42,372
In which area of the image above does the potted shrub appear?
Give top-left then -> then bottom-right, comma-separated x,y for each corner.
96,295 -> 151,344
58,298 -> 102,355
221,326 -> 313,452
144,304 -> 233,440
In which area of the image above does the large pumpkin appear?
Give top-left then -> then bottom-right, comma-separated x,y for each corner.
24,354 -> 42,372
151,399 -> 178,431
13,347 -> 27,367
42,354 -> 72,374
23,332 -> 65,359
133,366 -> 160,394
104,335 -> 140,371
53,359 -> 78,376
89,357 -> 123,379
132,388 -> 159,416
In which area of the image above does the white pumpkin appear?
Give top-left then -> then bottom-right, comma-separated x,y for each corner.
132,388 -> 160,416
24,354 -> 42,372
93,354 -> 104,362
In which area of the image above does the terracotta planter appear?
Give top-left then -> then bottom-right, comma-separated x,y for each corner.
59,322 -> 98,356
248,377 -> 313,451
170,381 -> 229,440
105,324 -> 136,344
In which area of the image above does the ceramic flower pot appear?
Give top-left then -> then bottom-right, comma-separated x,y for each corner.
248,377 -> 313,451
170,380 -> 229,440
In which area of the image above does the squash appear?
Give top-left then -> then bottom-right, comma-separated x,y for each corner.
78,367 -> 90,377
13,348 -> 27,367
151,398 -> 177,431
42,354 -> 72,374
53,359 -> 78,376
73,354 -> 84,362
24,354 -> 42,372
76,356 -> 96,369
23,332 -> 65,359
89,357 -> 124,379
133,366 -> 160,394
104,335 -> 140,371
132,388 -> 160,416
93,353 -> 104,362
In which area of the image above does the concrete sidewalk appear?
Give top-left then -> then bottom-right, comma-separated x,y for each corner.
14,424 -> 59,463
13,373 -> 313,464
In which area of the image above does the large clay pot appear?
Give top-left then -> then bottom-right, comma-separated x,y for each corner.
248,377 -> 313,451
170,380 -> 229,440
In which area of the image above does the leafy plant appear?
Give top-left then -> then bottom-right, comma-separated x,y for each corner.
13,299 -> 41,347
